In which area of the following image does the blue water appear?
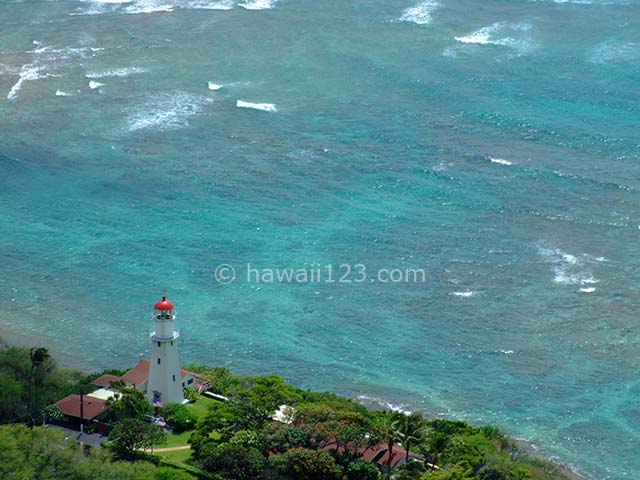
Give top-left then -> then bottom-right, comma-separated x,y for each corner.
1,0 -> 639,477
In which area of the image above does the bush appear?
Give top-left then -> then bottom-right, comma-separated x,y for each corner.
199,442 -> 266,480
183,388 -> 198,403
271,447 -> 344,480
160,403 -> 197,433
347,460 -> 381,480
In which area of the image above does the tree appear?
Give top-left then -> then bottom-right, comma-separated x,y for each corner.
104,387 -> 152,422
29,347 -> 50,411
198,442 -> 266,480
373,411 -> 402,470
271,447 -> 344,480
110,418 -> 166,459
389,461 -> 426,480
0,371 -> 24,422
393,413 -> 427,464
421,432 -> 446,468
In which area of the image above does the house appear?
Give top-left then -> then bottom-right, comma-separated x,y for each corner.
321,439 -> 418,474
54,394 -> 109,433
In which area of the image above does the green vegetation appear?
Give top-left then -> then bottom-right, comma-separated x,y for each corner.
0,345 -> 572,480
0,342 -> 84,424
0,424 -> 185,480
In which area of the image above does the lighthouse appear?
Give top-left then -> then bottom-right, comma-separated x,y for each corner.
147,295 -> 184,405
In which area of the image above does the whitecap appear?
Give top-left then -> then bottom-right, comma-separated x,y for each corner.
489,157 -> 513,166
85,67 -> 147,78
449,291 -> 477,297
537,245 -> 600,286
236,100 -> 277,112
189,0 -> 234,9
124,1 -> 175,13
88,80 -> 105,89
208,81 -> 223,91
55,90 -> 74,97
398,0 -> 440,25
74,0 -> 234,15
127,91 -> 213,132
6,63 -> 47,100
455,22 -> 506,45
579,287 -> 596,293
238,0 -> 276,10
454,22 -> 535,56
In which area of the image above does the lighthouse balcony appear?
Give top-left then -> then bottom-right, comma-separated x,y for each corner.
150,329 -> 180,341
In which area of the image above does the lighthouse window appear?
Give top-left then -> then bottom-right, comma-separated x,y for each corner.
157,358 -> 161,365
157,342 -> 161,347
172,375 -> 176,382
170,341 -> 174,346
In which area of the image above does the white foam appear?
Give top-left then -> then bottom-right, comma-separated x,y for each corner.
236,100 -> 277,112
190,0 -> 233,9
455,22 -> 505,45
538,245 -> 600,286
579,287 -> 596,293
398,0 -> 440,25
55,90 -> 74,97
124,1 -> 175,13
208,81 -> 223,91
238,0 -> 276,10
489,157 -> 513,166
454,22 -> 535,56
88,80 -> 105,89
74,0 -> 234,15
449,291 -> 477,297
85,67 -> 147,78
127,91 -> 213,132
6,63 -> 47,100
499,349 -> 515,355
356,395 -> 412,415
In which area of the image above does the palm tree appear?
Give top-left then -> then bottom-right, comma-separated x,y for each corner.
29,347 -> 50,411
375,412 -> 402,472
394,412 -> 427,464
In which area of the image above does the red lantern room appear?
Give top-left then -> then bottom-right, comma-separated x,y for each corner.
154,295 -> 174,319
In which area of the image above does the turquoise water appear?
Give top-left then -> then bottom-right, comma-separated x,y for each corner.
1,0 -> 639,477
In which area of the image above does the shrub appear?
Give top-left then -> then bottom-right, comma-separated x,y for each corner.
160,403 -> 197,433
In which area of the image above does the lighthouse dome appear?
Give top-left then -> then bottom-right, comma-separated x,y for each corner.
154,295 -> 174,311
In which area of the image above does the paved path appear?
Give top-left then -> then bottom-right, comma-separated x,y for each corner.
150,445 -> 191,452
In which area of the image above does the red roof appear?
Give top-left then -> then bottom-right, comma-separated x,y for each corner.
154,295 -> 174,311
55,394 -> 108,420
91,374 -> 121,388
121,359 -> 192,386
322,440 -> 411,470
121,359 -> 151,385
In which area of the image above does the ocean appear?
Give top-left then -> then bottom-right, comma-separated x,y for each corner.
1,0 -> 639,477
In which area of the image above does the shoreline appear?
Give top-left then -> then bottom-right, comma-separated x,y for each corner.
1,331 -> 590,480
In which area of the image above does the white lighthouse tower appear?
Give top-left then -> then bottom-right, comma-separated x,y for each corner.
147,295 -> 184,405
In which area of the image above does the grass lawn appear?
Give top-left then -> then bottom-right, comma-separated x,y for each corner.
156,448 -> 193,463
186,394 -> 216,420
154,395 -> 220,449
161,430 -> 192,448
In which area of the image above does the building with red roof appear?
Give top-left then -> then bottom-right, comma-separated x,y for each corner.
90,374 -> 121,388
